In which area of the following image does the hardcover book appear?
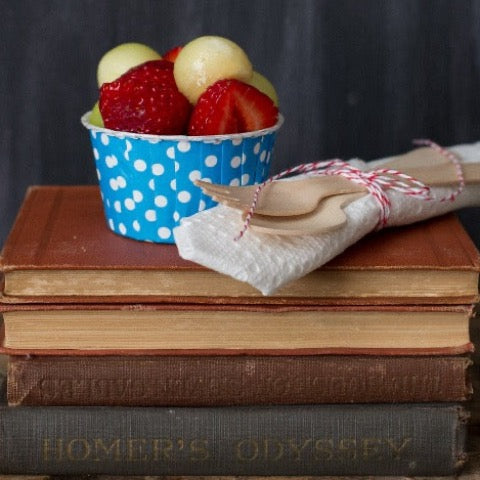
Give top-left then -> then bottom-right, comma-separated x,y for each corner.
0,303 -> 473,353
0,186 -> 479,305
0,395 -> 468,476
467,310 -> 480,426
6,353 -> 472,406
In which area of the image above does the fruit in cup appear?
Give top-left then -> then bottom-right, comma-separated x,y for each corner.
89,101 -> 104,127
188,79 -> 278,135
97,42 -> 162,86
248,71 -> 278,106
99,60 -> 191,135
173,36 -> 253,104
163,45 -> 182,63
92,36 -> 279,135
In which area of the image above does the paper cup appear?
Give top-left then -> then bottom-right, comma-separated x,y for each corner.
81,112 -> 283,243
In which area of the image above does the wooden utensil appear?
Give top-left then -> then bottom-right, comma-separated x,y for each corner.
196,147 -> 476,216
196,175 -> 365,216
244,161 -> 480,235
243,192 -> 365,235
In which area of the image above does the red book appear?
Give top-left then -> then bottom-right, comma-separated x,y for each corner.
1,186 -> 479,305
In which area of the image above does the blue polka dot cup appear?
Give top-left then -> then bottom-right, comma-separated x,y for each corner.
81,112 -> 283,243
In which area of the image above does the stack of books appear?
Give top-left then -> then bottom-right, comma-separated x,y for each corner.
0,185 -> 479,476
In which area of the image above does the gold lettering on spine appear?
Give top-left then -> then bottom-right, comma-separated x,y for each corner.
236,439 -> 259,461
386,438 -> 412,459
152,439 -> 173,461
39,435 -> 414,466
127,439 -> 148,462
190,439 -> 209,461
288,439 -> 311,461
338,439 -> 357,459
362,438 -> 382,459
314,439 -> 333,460
42,438 -> 63,462
261,439 -> 283,461
67,439 -> 91,461
93,438 -> 121,462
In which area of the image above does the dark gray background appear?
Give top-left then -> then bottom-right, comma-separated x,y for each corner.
1,0 -> 479,248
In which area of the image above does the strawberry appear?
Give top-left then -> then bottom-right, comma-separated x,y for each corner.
99,59 -> 191,135
163,45 -> 182,63
188,79 -> 278,135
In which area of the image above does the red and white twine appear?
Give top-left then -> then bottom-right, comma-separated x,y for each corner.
234,140 -> 464,240
413,138 -> 465,201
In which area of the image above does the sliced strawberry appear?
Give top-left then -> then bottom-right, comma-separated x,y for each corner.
188,79 -> 278,135
233,80 -> 279,132
99,59 -> 191,135
163,45 -> 182,63
188,80 -> 237,135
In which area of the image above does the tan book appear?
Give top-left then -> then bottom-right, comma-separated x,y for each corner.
0,186 -> 479,305
0,303 -> 474,353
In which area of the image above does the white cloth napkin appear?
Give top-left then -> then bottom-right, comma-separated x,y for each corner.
174,142 -> 480,295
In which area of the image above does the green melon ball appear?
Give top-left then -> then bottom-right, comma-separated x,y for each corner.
89,101 -> 104,127
248,71 -> 279,106
97,42 -> 162,86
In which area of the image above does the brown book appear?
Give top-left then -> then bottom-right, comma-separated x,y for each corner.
1,185 -> 479,305
6,353 -> 473,406
468,311 -> 480,425
0,303 -> 474,354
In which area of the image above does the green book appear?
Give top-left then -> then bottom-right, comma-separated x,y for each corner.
0,399 -> 468,476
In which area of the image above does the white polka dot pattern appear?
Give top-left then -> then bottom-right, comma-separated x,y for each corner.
84,113 -> 282,243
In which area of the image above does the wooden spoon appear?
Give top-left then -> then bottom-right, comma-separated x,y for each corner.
244,162 -> 480,235
196,147 -> 475,216
195,175 -> 365,216
244,192 -> 365,235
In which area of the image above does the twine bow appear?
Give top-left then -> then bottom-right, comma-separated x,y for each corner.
235,140 -> 464,240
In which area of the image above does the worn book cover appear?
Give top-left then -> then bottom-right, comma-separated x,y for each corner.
6,354 -> 472,406
0,303 -> 474,353
0,186 -> 479,305
0,391 -> 468,476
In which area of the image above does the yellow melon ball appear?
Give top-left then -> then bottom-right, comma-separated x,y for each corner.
174,35 -> 253,104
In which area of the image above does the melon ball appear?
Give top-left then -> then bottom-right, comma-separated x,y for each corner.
248,71 -> 279,106
174,35 -> 253,104
89,101 -> 104,127
97,42 -> 162,86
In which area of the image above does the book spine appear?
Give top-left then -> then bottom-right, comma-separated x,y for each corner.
469,312 -> 480,425
0,404 -> 468,476
7,355 -> 472,406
